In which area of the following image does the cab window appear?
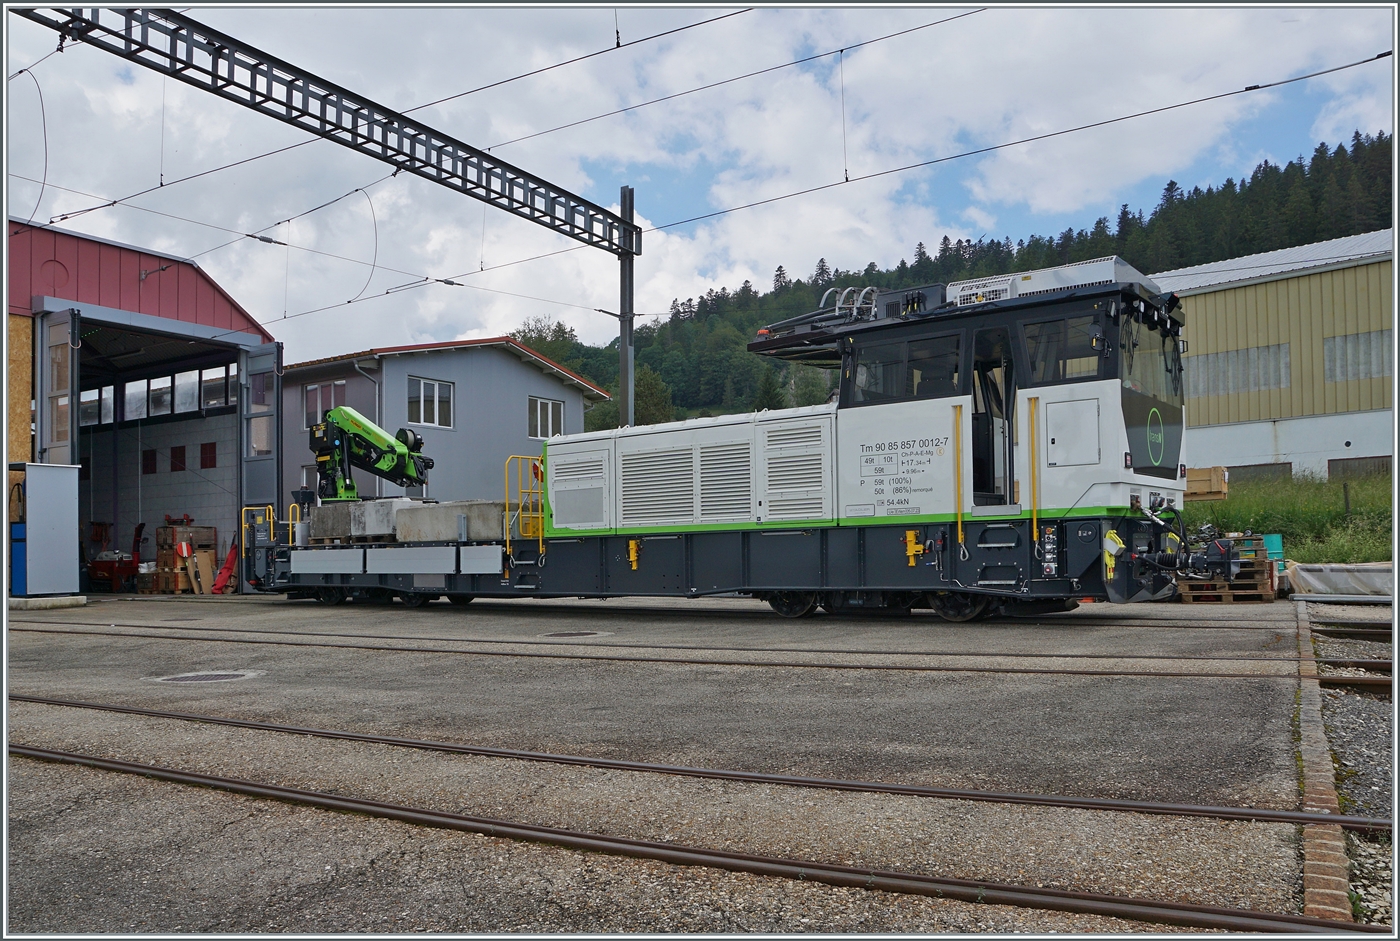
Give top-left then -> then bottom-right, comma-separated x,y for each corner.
842,332 -> 962,406
1022,315 -> 1101,384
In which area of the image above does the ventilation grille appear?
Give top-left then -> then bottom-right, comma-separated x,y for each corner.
765,425 -> 823,449
766,453 -> 823,493
954,278 -> 1014,306
620,449 -> 694,523
958,287 -> 1008,305
699,443 -> 751,519
767,497 -> 825,520
552,459 -> 605,481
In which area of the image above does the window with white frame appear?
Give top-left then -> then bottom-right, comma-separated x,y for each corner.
304,380 -> 347,428
408,377 -> 453,428
528,396 -> 565,439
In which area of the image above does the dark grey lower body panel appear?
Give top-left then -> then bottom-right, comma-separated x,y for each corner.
273,520 -> 1123,601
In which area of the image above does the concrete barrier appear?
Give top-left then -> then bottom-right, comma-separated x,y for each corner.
393,501 -> 507,542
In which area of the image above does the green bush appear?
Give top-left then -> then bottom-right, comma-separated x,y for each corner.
1182,473 -> 1392,563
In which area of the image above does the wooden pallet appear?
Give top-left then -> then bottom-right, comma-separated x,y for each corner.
1180,589 -> 1270,604
1182,579 -> 1270,593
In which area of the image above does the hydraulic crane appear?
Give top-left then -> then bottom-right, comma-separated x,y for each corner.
310,406 -> 433,502
17,7 -> 642,424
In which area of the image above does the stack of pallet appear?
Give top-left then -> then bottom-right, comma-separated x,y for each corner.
1179,535 -> 1272,604
153,524 -> 218,594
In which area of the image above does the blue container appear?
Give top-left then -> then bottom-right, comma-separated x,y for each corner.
10,522 -> 26,596
1263,533 -> 1285,574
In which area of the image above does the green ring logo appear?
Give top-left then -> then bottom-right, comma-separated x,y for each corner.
1147,408 -> 1165,465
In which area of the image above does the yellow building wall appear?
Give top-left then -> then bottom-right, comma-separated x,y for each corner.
1180,259 -> 1393,427
8,313 -> 34,521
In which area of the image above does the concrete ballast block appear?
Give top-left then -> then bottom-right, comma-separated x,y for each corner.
393,501 -> 506,542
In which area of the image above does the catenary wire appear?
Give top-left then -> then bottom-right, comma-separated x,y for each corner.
487,10 -> 982,150
311,46 -> 1393,326
40,10 -> 751,224
13,69 -> 49,224
644,49 -> 1396,235
403,8 -> 752,114
18,47 -> 1391,335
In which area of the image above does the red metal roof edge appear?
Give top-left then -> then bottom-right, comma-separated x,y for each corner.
285,336 -> 611,400
7,218 -> 275,343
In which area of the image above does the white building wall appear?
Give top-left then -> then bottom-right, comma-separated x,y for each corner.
1184,409 -> 1393,478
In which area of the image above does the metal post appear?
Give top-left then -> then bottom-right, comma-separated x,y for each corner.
618,185 -> 635,428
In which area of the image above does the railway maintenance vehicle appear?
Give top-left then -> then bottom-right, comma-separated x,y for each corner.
247,255 -> 1237,619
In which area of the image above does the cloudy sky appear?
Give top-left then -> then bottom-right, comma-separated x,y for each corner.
6,5 -> 1394,362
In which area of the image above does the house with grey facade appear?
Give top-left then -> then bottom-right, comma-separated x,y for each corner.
280,338 -> 608,506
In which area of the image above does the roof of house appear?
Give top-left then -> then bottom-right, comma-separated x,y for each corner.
7,217 -> 275,341
285,337 -> 610,401
1150,229 -> 1393,295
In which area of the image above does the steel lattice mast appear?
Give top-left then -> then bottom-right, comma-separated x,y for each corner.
17,7 -> 642,424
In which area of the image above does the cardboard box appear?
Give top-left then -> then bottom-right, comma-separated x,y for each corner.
1184,466 -> 1228,502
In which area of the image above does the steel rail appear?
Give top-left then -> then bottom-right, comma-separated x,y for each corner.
8,744 -> 1384,933
7,626 -> 1320,681
11,694 -> 1389,833
69,595 -> 1316,628
1318,675 -> 1393,691
6,617 -> 1372,665
1312,627 -> 1393,641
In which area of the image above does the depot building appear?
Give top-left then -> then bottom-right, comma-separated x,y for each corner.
7,218 -> 283,594
1153,228 -> 1393,480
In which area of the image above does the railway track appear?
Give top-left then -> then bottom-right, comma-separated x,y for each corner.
5,616 -> 1379,664
11,622 -> 1392,690
8,742 -> 1387,934
14,623 -> 1393,687
11,694 -> 1388,832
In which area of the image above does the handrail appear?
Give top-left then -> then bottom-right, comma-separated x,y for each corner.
1029,396 -> 1040,552
240,505 -> 276,554
503,455 -> 545,563
952,404 -> 964,551
286,502 -> 302,544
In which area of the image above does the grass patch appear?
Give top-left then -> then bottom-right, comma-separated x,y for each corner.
1182,473 -> 1392,563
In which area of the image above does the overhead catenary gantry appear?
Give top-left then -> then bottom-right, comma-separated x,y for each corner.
16,7 -> 644,424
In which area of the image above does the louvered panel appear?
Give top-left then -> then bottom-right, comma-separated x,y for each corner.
765,425 -> 823,449
620,449 -> 695,524
699,442 -> 752,519
767,497 -> 825,520
552,459 -> 605,481
766,453 -> 824,492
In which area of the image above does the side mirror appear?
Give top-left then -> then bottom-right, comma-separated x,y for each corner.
1090,331 -> 1108,354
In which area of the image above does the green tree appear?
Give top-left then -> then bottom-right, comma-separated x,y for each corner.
791,364 -> 834,406
752,368 -> 787,411
511,314 -> 578,362
584,365 -> 675,431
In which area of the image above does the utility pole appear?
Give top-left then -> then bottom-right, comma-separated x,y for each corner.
618,186 -> 635,427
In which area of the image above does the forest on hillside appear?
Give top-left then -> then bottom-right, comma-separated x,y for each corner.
508,130 -> 1391,429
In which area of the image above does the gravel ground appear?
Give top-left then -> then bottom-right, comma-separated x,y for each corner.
1347,831 -> 1394,927
1315,637 -> 1393,663
8,701 -> 1303,921
1307,602 -> 1394,624
8,758 -> 1218,934
1319,685 -> 1394,927
1318,689 -> 1392,820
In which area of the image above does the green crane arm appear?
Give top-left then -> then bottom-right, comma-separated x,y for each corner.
309,406 -> 434,502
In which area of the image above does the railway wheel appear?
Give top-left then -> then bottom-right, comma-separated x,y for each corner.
767,591 -> 818,618
399,592 -> 435,608
316,587 -> 346,606
447,594 -> 474,606
927,591 -> 989,622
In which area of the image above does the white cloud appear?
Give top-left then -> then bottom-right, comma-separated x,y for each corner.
6,6 -> 1392,361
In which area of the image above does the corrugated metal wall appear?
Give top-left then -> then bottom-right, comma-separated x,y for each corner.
1180,260 -> 1393,426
